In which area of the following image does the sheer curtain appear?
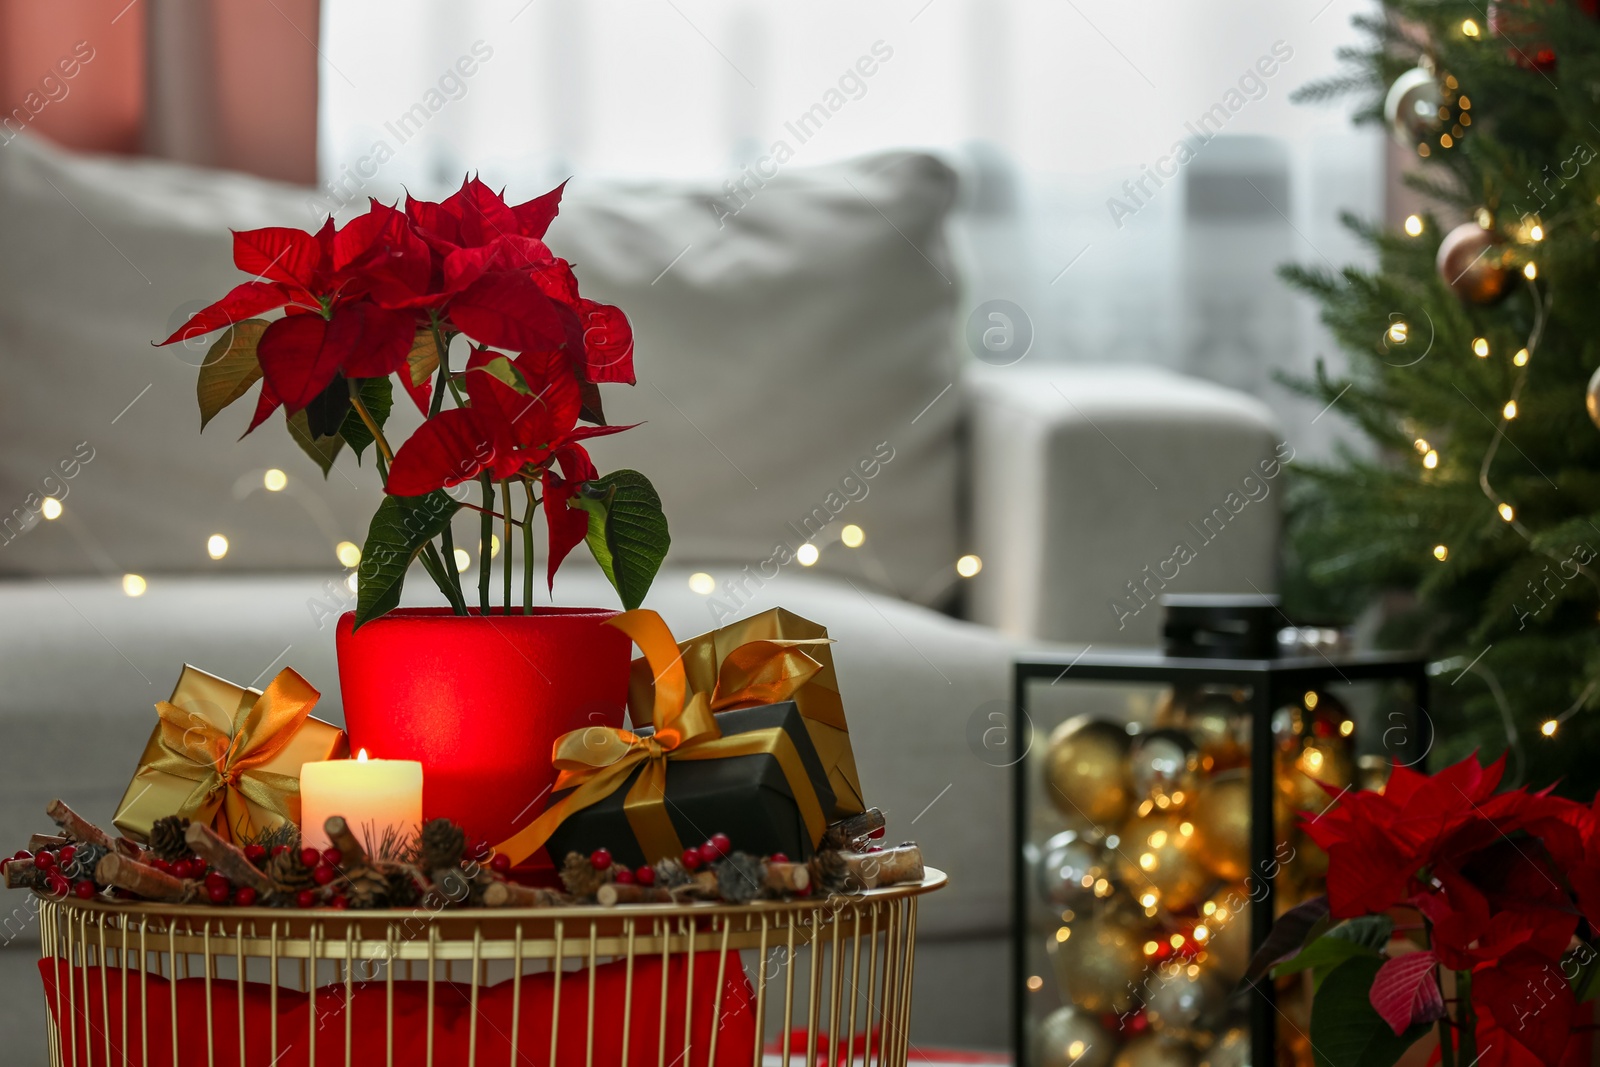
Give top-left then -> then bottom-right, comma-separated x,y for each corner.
319,0 -> 1382,455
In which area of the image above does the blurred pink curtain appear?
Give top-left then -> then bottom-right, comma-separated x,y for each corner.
0,0 -> 320,184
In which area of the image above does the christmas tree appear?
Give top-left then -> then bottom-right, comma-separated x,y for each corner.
1282,1 -> 1600,796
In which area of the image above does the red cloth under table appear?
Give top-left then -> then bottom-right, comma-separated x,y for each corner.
40,950 -> 757,1066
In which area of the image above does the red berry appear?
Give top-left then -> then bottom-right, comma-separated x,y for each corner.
868,826 -> 886,840
696,844 -> 720,867
296,889 -> 316,909
207,883 -> 231,904
867,845 -> 884,853
74,880 -> 96,900
0,859 -> 8,876
706,833 -> 732,859
234,886 -> 258,907
170,859 -> 195,880
489,854 -> 511,874
681,849 -> 703,871
205,871 -> 229,889
312,865 -> 336,886
795,882 -> 812,897
321,848 -> 343,868
34,851 -> 56,870
59,845 -> 76,864
300,848 -> 321,868
46,875 -> 69,897
272,844 -> 288,858
244,845 -> 268,866
12,850 -> 29,861
635,866 -> 656,887
331,895 -> 350,910
589,848 -> 613,870
614,867 -> 635,885
769,852 -> 790,864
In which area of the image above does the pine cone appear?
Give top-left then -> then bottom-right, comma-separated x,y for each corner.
808,850 -> 849,896
651,857 -> 691,890
338,865 -> 390,909
419,819 -> 466,872
383,865 -> 424,908
64,843 -> 109,882
559,852 -> 610,900
267,847 -> 315,895
148,816 -> 192,862
714,852 -> 765,904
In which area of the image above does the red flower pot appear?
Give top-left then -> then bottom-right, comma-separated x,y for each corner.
335,608 -> 632,862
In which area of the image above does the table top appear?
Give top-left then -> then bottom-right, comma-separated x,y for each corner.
1013,647 -> 1426,681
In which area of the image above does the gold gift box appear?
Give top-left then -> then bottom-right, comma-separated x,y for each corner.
627,607 -> 864,817
113,664 -> 348,845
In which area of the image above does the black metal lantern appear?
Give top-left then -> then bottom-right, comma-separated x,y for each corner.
1010,603 -> 1429,1067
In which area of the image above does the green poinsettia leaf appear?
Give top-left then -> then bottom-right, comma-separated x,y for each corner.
355,491 -> 462,628
197,319 -> 269,430
474,355 -> 532,394
339,376 -> 394,462
285,409 -> 344,477
1310,955 -> 1430,1067
573,469 -> 670,611
1274,931 -> 1385,992
407,329 -> 439,389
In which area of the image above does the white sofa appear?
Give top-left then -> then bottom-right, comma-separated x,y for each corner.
0,132 -> 1281,1056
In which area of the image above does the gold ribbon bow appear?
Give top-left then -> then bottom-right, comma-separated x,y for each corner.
493,610 -> 829,866
697,638 -> 836,718
137,668 -> 320,840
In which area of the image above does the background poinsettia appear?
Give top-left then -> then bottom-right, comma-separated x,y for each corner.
160,177 -> 668,625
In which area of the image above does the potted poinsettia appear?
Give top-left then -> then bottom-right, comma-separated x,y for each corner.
1247,753 -> 1600,1067
160,178 -> 669,853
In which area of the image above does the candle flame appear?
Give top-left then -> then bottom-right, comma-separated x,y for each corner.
356,748 -> 369,762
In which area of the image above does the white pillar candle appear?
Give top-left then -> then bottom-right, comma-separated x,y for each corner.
299,749 -> 423,853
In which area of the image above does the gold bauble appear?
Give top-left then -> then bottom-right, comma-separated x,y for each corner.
1035,1006 -> 1118,1067
1036,830 -> 1114,911
1587,366 -> 1600,432
1116,811 -> 1208,913
1046,717 -> 1133,828
1129,728 -> 1201,807
1383,66 -> 1444,146
1052,908 -> 1148,1014
1278,737 -> 1353,818
1356,753 -> 1392,794
1113,1035 -> 1198,1067
1192,771 -> 1251,883
1178,693 -> 1248,771
1145,965 -> 1229,1040
1199,1027 -> 1250,1067
1436,221 -> 1510,305
1196,885 -> 1251,983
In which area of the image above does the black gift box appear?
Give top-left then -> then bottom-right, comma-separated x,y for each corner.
543,700 -> 837,869
1160,593 -> 1282,659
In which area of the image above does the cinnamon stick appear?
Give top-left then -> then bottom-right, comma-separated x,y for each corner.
596,883 -> 673,906
184,822 -> 273,893
96,853 -> 195,903
821,808 -> 887,851
323,816 -> 368,867
483,881 -> 570,908
764,861 -> 811,895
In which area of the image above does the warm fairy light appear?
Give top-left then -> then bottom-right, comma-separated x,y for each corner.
1155,794 -> 1172,809
1095,878 -> 1112,897
345,572 -> 358,593
956,554 -> 983,578
1340,719 -> 1356,736
490,534 -> 501,559
1503,400 -> 1518,419
1068,1041 -> 1087,1060
1186,964 -> 1201,978
1144,940 -> 1160,956
1514,348 -> 1530,367
1170,933 -> 1186,949
1461,17 -> 1480,36
1202,901 -> 1217,916
1476,208 -> 1493,228
1170,791 -> 1186,807
1413,438 -> 1430,453
41,497 -> 62,520
1499,503 -> 1515,522
1193,924 -> 1210,941
1179,820 -> 1194,836
122,574 -> 147,597
1139,891 -> 1157,908
797,543 -> 820,567
1055,926 -> 1071,943
453,548 -> 471,572
1137,799 -> 1154,817
1304,748 -> 1325,772
1530,224 -> 1544,242
207,534 -> 229,560
263,469 -> 287,491
1404,214 -> 1424,236
1541,719 -> 1559,737
1440,134 -> 1455,149
1523,262 -> 1538,280
688,572 -> 716,595
1423,450 -> 1439,470
1388,321 -> 1409,344
1080,874 -> 1094,888
840,524 -> 865,548
1139,852 -> 1158,871
1459,96 -> 1471,110
1304,690 -> 1319,709
335,541 -> 361,567
1026,975 -> 1043,992
1473,337 -> 1489,357
1433,544 -> 1449,562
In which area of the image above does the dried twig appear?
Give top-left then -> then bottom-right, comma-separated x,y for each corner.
184,823 -> 273,892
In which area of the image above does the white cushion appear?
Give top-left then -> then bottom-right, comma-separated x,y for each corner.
0,135 -> 962,601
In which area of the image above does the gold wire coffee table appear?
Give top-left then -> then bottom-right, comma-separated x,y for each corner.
37,869 -> 945,1067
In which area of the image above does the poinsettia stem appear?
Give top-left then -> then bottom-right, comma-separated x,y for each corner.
1455,971 -> 1476,1066
501,480 -> 514,612
478,474 -> 493,615
437,522 -> 467,615
347,379 -> 395,468
523,481 -> 536,611
428,318 -> 451,420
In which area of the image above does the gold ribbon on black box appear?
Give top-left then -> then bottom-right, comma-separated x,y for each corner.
493,609 -> 831,866
627,607 -> 865,818
112,665 -> 348,846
